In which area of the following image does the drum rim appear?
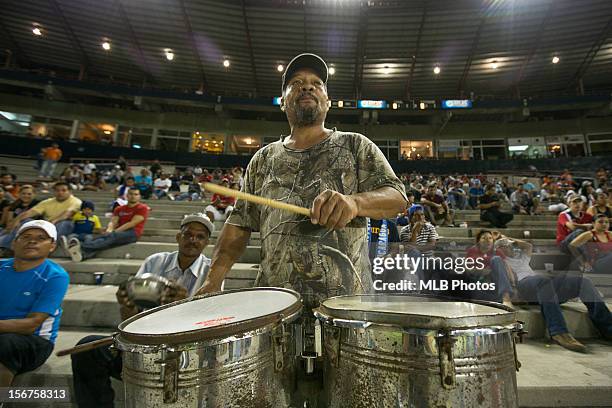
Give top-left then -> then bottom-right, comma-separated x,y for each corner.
314,293 -> 516,330
117,287 -> 303,345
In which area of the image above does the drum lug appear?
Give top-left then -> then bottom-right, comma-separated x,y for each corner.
273,325 -> 289,372
513,321 -> 526,372
154,349 -> 180,403
326,326 -> 341,368
437,332 -> 456,389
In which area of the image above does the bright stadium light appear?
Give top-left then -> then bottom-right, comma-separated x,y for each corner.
277,64 -> 284,72
382,65 -> 391,75
223,59 -> 230,68
329,66 -> 336,75
433,66 -> 441,75
491,61 -> 499,69
102,41 -> 111,51
165,49 -> 174,61
32,26 -> 42,36
552,56 -> 560,64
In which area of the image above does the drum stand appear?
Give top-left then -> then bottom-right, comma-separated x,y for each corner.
291,315 -> 325,408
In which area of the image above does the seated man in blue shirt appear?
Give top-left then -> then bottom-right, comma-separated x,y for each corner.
0,220 -> 70,386
70,213 -> 214,408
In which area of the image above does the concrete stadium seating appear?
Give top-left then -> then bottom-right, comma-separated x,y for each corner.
4,157 -> 612,407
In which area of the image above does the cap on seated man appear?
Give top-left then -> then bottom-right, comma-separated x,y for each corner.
70,213 -> 214,407
0,220 -> 70,386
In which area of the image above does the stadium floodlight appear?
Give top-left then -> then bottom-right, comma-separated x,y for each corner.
223,59 -> 230,67
552,56 -> 559,64
491,61 -> 499,69
277,64 -> 284,72
508,145 -> 529,152
32,26 -> 42,36
382,65 -> 391,75
102,41 -> 111,51
433,66 -> 441,75
329,66 -> 336,75
165,50 -> 174,61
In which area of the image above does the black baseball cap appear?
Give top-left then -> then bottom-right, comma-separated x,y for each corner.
282,53 -> 328,93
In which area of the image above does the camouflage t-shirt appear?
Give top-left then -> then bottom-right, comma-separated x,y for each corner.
226,130 -> 406,308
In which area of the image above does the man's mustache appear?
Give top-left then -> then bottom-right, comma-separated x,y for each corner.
297,92 -> 317,103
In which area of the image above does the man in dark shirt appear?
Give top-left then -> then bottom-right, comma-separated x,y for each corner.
421,184 -> 454,226
479,184 -> 514,228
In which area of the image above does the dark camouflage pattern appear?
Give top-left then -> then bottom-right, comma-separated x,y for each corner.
227,130 -> 406,309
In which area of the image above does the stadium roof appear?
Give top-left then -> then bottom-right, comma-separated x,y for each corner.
1,0 -> 611,100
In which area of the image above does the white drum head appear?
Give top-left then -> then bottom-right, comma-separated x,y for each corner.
119,288 -> 301,343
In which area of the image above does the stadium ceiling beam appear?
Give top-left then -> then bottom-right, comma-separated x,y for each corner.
405,2 -> 427,99
456,4 -> 488,97
178,0 -> 208,92
566,16 -> 612,91
353,4 -> 369,100
513,0 -> 555,88
0,18 -> 31,67
48,0 -> 91,76
116,0 -> 153,86
241,0 -> 260,96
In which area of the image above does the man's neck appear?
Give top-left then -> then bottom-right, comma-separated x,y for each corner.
127,202 -> 139,207
285,124 -> 331,150
177,253 -> 199,272
13,258 -> 46,272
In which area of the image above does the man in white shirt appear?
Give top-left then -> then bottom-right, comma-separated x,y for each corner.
70,213 -> 214,407
153,173 -> 172,200
82,160 -> 97,176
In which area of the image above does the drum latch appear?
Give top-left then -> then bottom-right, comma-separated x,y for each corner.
155,349 -> 180,403
513,322 -> 527,372
325,326 -> 341,368
437,332 -> 456,389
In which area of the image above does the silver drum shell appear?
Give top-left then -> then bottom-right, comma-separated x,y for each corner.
115,323 -> 296,408
320,323 -> 520,408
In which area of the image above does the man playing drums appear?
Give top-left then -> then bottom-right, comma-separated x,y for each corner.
197,53 -> 407,308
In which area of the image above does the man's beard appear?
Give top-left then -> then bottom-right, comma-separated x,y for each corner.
293,97 -> 322,127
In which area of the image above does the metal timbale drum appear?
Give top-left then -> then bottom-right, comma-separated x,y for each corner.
314,294 -> 522,408
115,287 -> 302,408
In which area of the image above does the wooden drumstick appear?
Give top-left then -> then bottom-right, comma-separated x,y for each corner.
55,335 -> 114,357
203,182 -> 311,216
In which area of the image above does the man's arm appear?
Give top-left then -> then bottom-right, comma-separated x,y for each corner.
568,231 -> 593,266
48,210 -> 76,224
114,215 -> 145,233
196,224 -> 251,294
0,313 -> 49,335
11,208 -> 40,229
311,186 -> 407,230
105,215 -> 119,233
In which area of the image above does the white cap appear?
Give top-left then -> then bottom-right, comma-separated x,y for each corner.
17,220 -> 57,241
181,213 -> 214,235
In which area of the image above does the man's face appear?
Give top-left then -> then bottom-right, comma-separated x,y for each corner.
176,223 -> 210,258
12,229 -> 56,261
126,179 -> 135,186
427,186 -> 436,195
570,199 -> 581,212
1,175 -> 12,185
127,189 -> 141,204
411,209 -> 425,223
282,68 -> 329,127
83,207 -> 94,217
478,232 -> 494,249
54,185 -> 71,201
19,188 -> 34,202
596,194 -> 608,206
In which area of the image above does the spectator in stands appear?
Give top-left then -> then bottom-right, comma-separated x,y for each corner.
116,156 -> 128,172
399,204 -> 438,259
61,201 -> 102,246
0,182 -> 81,257
569,214 -> 611,274
465,230 -> 513,306
0,220 -> 69,386
153,173 -> 172,200
149,159 -> 162,179
70,213 -> 213,406
521,177 -> 536,193
193,165 -> 203,176
0,187 -> 12,228
587,192 -> 611,230
556,195 -> 593,255
447,180 -> 468,210
66,188 -> 148,262
479,184 -> 514,228
205,179 -> 236,222
81,160 -> 96,176
0,174 -> 19,200
38,143 -> 62,178
1,185 -> 39,230
210,168 -> 223,184
497,236 -> 612,352
510,183 -> 537,214
112,177 -> 135,210
180,168 -> 195,184
134,169 -> 152,199
395,192 -> 415,227
421,184 -> 454,227
595,167 -> 608,188
63,164 -> 84,191
231,166 -> 244,190
579,181 -> 596,207
468,179 -> 484,209
367,217 -> 400,261
82,172 -> 106,192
